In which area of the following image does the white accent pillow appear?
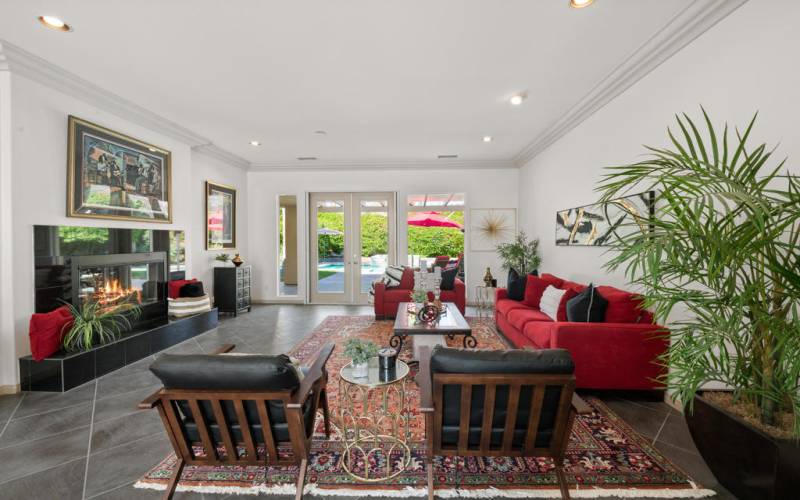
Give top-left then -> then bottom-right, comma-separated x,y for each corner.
540,285 -> 566,321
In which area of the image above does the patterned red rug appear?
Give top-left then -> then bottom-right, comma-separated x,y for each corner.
135,315 -> 714,498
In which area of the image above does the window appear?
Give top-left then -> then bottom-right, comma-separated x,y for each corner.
406,194 -> 465,274
278,195 -> 298,296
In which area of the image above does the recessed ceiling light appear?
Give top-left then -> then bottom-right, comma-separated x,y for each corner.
314,130 -> 327,135
482,136 -> 493,143
38,15 -> 71,32
438,154 -> 459,159
509,94 -> 526,106
297,156 -> 317,161
570,0 -> 594,8
249,140 -> 261,146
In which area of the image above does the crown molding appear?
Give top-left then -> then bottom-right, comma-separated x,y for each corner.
249,157 -> 516,172
191,143 -> 250,170
0,39 -> 251,170
513,0 -> 749,167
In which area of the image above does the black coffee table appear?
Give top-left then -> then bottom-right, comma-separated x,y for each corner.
391,302 -> 475,355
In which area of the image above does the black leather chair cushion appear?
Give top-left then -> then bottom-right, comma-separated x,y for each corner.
150,354 -> 312,445
430,347 -> 574,450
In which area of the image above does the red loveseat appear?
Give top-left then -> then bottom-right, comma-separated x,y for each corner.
495,273 -> 668,391
374,267 -> 466,319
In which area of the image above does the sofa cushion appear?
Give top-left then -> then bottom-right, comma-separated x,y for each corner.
523,275 -> 550,308
540,273 -> 564,289
566,284 -> 608,322
507,308 -> 553,331
539,286 -> 567,320
179,281 -> 205,298
506,268 -> 526,301
440,267 -> 458,291
398,267 -> 415,290
557,288 -> 579,321
168,279 -> 198,299
29,306 -> 73,361
596,285 -> 644,323
430,345 -> 574,375
559,279 -> 587,293
523,321 -> 553,349
384,288 -> 413,303
151,353 -> 301,391
496,298 -> 530,317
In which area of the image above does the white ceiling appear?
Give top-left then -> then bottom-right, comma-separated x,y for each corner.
0,0 -> 716,168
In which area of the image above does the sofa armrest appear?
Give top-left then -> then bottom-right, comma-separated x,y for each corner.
373,281 -> 386,303
453,279 -> 466,313
495,288 -> 508,301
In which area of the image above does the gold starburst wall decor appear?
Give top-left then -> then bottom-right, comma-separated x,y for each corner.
470,208 -> 516,251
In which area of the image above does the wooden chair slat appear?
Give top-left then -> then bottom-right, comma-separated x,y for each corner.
432,380 -> 444,452
549,381 -> 576,455
233,399 -> 258,461
479,384 -> 496,452
524,385 -> 546,453
501,384 -> 521,452
188,399 -> 218,462
210,399 -> 237,462
162,400 -> 193,460
457,384 -> 472,452
256,400 -> 279,461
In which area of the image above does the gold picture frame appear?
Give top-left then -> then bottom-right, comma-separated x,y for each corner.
67,116 -> 172,222
206,181 -> 237,249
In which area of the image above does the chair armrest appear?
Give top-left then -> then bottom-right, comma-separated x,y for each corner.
415,346 -> 434,412
571,394 -> 593,414
289,343 -> 335,408
495,288 -> 508,301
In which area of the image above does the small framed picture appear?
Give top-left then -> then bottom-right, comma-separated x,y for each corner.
206,181 -> 237,249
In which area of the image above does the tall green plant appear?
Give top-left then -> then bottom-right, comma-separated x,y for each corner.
61,299 -> 142,352
495,232 -> 541,274
597,108 -> 800,434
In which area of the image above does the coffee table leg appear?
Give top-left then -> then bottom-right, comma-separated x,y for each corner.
463,333 -> 477,348
389,333 -> 405,354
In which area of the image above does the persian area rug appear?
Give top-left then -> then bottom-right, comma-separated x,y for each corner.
135,315 -> 714,498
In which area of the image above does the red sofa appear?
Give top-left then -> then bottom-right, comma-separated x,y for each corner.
495,273 -> 668,391
374,267 -> 466,319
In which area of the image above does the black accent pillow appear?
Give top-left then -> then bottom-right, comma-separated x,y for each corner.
440,267 -> 458,291
566,283 -> 608,322
507,268 -> 526,301
179,281 -> 205,298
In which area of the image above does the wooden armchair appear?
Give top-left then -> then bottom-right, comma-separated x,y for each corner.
140,343 -> 334,500
416,345 -> 592,500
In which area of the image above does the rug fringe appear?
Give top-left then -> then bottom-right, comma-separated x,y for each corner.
134,481 -> 717,498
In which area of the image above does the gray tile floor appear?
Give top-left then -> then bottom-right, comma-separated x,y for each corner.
0,305 -> 735,499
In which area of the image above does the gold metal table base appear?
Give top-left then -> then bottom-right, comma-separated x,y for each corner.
337,369 -> 411,482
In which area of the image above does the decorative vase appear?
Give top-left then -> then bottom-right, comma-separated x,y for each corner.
232,254 -> 244,267
352,361 -> 369,378
483,267 -> 494,287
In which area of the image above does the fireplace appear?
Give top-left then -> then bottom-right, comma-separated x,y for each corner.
71,251 -> 168,328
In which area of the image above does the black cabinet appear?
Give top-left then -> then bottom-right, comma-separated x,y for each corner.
214,266 -> 251,316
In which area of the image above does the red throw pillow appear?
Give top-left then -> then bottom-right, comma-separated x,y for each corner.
560,279 -> 587,294
399,267 -> 415,289
29,306 -> 73,361
168,279 -> 197,299
523,275 -> 550,309
596,285 -> 644,323
556,288 -> 579,321
540,273 -> 564,289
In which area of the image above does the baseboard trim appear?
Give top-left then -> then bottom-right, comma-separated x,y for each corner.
0,384 -> 20,395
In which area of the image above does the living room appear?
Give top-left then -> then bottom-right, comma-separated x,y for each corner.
0,1 -> 798,499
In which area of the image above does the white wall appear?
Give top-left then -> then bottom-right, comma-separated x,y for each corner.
190,151 -> 248,291
247,168 -> 519,303
518,0 -> 800,289
0,74 -> 245,389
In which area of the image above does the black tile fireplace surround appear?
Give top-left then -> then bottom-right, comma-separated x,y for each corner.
20,225 -> 213,392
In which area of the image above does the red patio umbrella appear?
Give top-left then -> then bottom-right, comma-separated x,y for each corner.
407,211 -> 463,229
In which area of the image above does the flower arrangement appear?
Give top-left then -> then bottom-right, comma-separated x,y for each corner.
343,338 -> 379,366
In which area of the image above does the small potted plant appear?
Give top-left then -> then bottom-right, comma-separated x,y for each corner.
61,298 -> 141,352
215,253 -> 231,267
409,289 -> 428,305
343,338 -> 379,378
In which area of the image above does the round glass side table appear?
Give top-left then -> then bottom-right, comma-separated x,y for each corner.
474,285 -> 496,318
338,358 -> 411,482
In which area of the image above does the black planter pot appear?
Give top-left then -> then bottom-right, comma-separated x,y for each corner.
685,393 -> 800,500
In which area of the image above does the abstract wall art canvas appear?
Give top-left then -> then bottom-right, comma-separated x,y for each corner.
67,116 -> 172,222
556,191 -> 654,246
206,181 -> 237,249
470,208 -> 516,252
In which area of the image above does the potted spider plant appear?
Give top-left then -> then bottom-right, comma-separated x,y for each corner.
343,338 -> 379,378
61,298 -> 142,352
597,108 -> 800,500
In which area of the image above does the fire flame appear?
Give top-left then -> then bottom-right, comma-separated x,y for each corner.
92,279 -> 142,306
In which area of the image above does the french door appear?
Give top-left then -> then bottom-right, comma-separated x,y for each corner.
309,192 -> 396,304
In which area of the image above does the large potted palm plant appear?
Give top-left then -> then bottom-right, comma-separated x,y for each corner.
597,109 -> 800,500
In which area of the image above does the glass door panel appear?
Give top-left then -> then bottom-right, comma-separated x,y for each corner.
354,194 -> 395,303
309,194 -> 350,303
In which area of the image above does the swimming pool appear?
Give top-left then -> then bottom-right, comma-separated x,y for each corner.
318,262 -> 385,273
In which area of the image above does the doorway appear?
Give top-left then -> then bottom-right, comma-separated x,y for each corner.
309,192 -> 396,304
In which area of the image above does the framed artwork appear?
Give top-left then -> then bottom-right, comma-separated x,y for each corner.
67,116 -> 171,222
206,181 -> 237,249
556,191 -> 655,246
469,208 -> 516,252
